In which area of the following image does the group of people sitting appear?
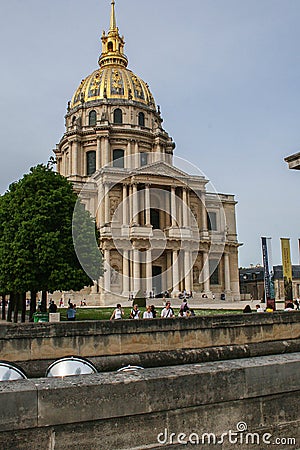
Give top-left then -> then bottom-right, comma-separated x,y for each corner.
243,299 -> 300,314
178,290 -> 193,299
110,304 -> 158,320
110,299 -> 196,320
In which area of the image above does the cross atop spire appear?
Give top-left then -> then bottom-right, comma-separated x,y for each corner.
110,0 -> 117,31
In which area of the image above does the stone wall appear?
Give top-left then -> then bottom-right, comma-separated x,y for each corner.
0,313 -> 299,377
0,353 -> 299,449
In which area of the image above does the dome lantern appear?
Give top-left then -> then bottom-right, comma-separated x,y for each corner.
99,0 -> 128,69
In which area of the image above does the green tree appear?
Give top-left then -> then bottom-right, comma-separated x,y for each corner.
0,165 -> 103,319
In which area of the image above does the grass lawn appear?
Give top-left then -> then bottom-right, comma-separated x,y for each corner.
58,307 -> 241,321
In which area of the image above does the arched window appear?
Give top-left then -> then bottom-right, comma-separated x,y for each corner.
138,112 -> 145,127
89,110 -> 97,126
72,116 -> 77,126
113,149 -> 124,168
108,41 -> 113,52
86,151 -> 96,175
113,108 -> 123,124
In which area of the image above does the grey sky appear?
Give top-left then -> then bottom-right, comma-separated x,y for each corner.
1,0 -> 300,267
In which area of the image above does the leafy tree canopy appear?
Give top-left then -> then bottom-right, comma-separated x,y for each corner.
0,164 -> 102,294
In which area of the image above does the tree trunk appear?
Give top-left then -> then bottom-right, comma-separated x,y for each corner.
21,292 -> 27,323
7,293 -> 14,322
41,291 -> 47,313
13,292 -> 20,323
1,294 -> 6,321
29,290 -> 37,322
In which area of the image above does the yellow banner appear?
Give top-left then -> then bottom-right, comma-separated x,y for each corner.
280,238 -> 293,302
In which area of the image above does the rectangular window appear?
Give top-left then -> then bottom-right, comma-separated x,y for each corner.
207,211 -> 217,231
140,153 -> 147,166
113,149 -> 124,168
209,259 -> 219,285
86,151 -> 96,175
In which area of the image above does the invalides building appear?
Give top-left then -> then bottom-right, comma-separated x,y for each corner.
54,1 -> 241,305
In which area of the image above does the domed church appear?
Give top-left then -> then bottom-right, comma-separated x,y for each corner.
54,0 -> 241,305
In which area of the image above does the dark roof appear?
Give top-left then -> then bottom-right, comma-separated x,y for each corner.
240,265 -> 300,280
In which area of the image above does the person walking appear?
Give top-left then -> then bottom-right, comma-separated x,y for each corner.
49,300 -> 57,313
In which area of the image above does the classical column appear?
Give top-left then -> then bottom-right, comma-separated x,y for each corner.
69,143 -> 73,176
132,183 -> 139,225
126,141 -> 131,169
156,143 -> 161,162
146,249 -> 152,296
145,184 -> 151,226
172,250 -> 180,292
129,185 -> 133,224
104,137 -> 110,167
122,184 -> 128,225
170,187 -> 176,227
104,183 -> 110,224
224,252 -> 231,292
203,251 -> 210,293
184,250 -> 192,292
133,248 -> 140,292
122,250 -> 130,295
104,249 -> 111,292
165,189 -> 171,227
135,141 -> 139,168
73,140 -> 79,175
97,182 -> 105,227
166,251 -> 172,291
96,137 -> 101,171
182,188 -> 189,228
201,191 -> 208,232
66,152 -> 71,177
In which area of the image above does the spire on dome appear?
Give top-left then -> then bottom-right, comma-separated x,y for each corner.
99,0 -> 128,68
110,0 -> 117,31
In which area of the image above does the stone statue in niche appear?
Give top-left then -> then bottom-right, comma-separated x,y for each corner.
190,205 -> 198,222
193,266 -> 200,283
110,198 -> 120,220
111,268 -> 120,284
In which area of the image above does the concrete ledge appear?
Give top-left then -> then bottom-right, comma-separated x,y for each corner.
0,313 -> 299,369
15,337 -> 300,378
0,380 -> 37,432
0,354 -> 299,449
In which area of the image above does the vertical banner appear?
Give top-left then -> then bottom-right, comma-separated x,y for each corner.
261,237 -> 276,310
280,238 -> 293,305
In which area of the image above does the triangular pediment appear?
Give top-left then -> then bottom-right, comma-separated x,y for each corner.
133,161 -> 189,178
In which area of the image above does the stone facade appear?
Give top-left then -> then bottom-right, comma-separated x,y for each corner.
54,1 -> 241,305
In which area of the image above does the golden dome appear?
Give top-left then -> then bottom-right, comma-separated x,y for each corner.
70,66 -> 156,109
70,1 -> 155,110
